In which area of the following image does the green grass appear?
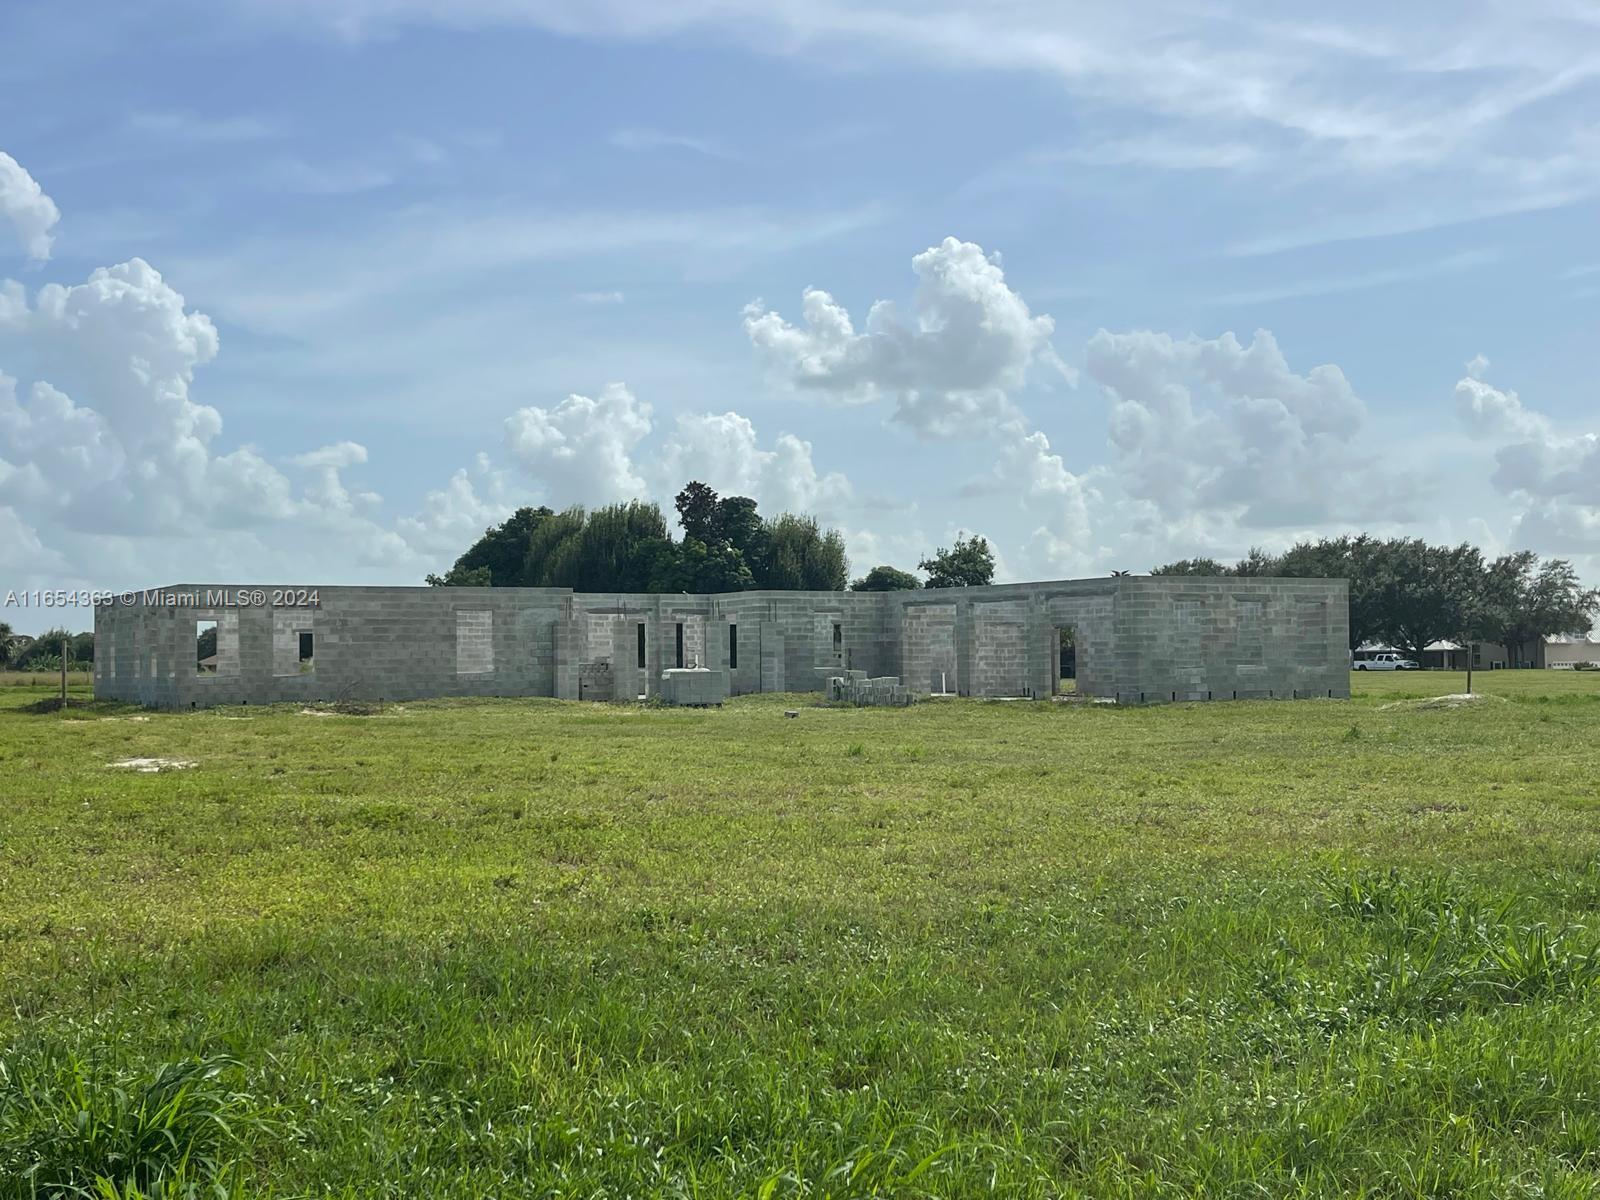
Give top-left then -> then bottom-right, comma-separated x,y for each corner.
3,671 -> 1600,1196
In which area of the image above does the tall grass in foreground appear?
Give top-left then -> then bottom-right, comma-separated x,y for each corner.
0,1051 -> 256,1199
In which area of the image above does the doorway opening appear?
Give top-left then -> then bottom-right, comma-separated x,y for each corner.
1055,626 -> 1077,695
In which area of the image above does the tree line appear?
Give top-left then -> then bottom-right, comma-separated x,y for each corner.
0,624 -> 94,671
1153,537 -> 1599,662
428,482 -> 999,595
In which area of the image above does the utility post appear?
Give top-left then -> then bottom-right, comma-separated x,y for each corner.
60,630 -> 69,710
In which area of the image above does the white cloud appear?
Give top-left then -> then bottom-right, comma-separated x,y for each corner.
1454,364 -> 1552,442
0,249 -> 433,604
266,3 -> 1600,221
1056,134 -> 1264,172
1083,327 -> 1408,529
498,391 -> 860,526
1455,359 -> 1600,513
292,441 -> 382,514
0,503 -> 57,573
1515,501 -> 1600,553
168,202 -> 886,337
0,259 -> 274,533
504,382 -> 654,502
397,453 -> 523,559
658,410 -> 852,517
0,151 -> 60,262
841,522 -> 928,578
744,236 -> 1062,438
1000,428 -> 1101,570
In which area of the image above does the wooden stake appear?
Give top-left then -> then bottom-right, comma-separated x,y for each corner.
60,631 -> 69,710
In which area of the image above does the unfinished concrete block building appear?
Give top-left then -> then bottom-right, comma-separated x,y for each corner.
93,575 -> 1350,709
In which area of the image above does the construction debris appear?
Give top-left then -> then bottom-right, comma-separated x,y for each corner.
825,670 -> 916,707
108,757 -> 197,772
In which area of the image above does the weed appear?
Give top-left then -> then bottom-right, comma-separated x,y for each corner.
1474,923 -> 1600,1002
0,1050 -> 258,1198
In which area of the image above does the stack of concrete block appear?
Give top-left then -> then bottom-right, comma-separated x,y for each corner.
826,671 -> 915,707
660,667 -> 729,706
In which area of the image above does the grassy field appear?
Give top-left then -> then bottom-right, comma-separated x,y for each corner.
0,671 -> 93,690
3,671 -> 1600,1197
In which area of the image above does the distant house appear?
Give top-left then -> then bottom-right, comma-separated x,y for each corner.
1358,637 -> 1598,670
1539,635 -> 1600,669
1422,641 -> 1472,670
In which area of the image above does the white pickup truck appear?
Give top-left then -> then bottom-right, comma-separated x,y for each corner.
1353,651 -> 1420,671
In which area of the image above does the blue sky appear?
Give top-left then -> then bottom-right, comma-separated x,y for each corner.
2,0 -> 1599,631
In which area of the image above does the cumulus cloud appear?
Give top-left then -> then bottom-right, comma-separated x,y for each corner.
658,411 -> 851,517
998,428 -> 1103,573
840,522 -> 929,578
1082,327 -> 1404,528
497,386 -> 861,529
1455,360 -> 1600,548
0,502 -> 57,572
504,382 -> 654,502
745,237 -> 1101,566
0,258 -> 303,534
293,441 -> 382,514
744,236 -> 1063,439
397,453 -> 523,558
1454,357 -> 1553,443
0,247 -> 432,600
0,152 -> 59,262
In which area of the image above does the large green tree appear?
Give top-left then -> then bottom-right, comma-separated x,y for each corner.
762,513 -> 848,591
920,535 -> 995,589
674,482 -> 721,546
427,505 -> 554,587
1472,552 -> 1598,665
850,565 -> 923,592
1149,557 -> 1230,577
1370,540 -> 1483,663
13,627 -> 87,670
427,485 -> 849,594
714,495 -> 767,571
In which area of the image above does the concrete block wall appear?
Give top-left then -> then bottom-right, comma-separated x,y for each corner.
712,592 -> 891,694
1112,577 -> 1351,703
886,578 -> 1121,699
970,599 -> 1031,696
1042,587 -> 1119,699
95,576 -> 1350,708
900,602 -> 957,693
96,585 -> 567,709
